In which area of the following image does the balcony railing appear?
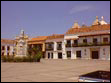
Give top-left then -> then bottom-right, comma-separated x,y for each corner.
72,42 -> 110,47
66,44 -> 71,47
46,47 -> 54,51
57,46 -> 62,50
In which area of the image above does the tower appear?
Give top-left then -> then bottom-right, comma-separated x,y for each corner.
15,29 -> 28,57
72,21 -> 80,28
100,16 -> 107,25
92,16 -> 101,25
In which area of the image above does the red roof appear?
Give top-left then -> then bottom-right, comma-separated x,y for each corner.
47,34 -> 64,40
66,24 -> 110,35
79,32 -> 110,37
1,39 -> 15,44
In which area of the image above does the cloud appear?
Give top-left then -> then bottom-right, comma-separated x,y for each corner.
69,5 -> 93,14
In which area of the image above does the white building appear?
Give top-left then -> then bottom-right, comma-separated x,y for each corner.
45,16 -> 110,60
15,30 -> 29,57
45,34 -> 64,59
1,39 -> 15,56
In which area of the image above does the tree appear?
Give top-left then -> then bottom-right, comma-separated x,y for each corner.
27,45 -> 42,62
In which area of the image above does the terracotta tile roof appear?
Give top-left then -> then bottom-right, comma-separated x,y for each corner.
79,32 -> 110,37
66,24 -> 110,35
65,38 -> 79,40
28,41 -> 43,44
47,34 -> 64,40
28,36 -> 48,42
1,39 -> 15,44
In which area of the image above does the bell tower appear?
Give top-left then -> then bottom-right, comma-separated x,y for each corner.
15,29 -> 29,57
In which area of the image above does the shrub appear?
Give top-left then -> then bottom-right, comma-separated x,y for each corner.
14,57 -> 23,62
7,56 -> 14,62
2,56 -> 8,62
22,56 -> 31,62
36,51 -> 42,62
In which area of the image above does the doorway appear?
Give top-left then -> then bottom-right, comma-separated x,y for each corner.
76,51 -> 81,58
58,52 -> 62,59
67,51 -> 71,59
51,53 -> 53,59
48,53 -> 50,59
91,51 -> 99,59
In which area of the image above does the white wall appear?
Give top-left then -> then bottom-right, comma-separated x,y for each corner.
100,46 -> 110,60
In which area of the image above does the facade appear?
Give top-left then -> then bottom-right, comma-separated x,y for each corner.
1,39 -> 15,56
45,16 -> 110,60
1,16 -> 110,60
45,34 -> 64,59
64,24 -> 110,60
15,30 -> 29,57
28,36 -> 48,58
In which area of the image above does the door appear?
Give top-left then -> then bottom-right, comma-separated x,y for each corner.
51,53 -> 53,59
58,52 -> 62,59
67,51 -> 71,59
76,51 -> 81,58
92,51 -> 99,59
48,53 -> 50,59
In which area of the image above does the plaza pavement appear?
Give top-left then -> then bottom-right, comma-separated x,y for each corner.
1,59 -> 110,82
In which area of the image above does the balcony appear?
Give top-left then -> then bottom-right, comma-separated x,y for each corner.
66,44 -> 71,47
72,42 -> 110,47
46,47 -> 54,51
57,46 -> 62,50
72,43 -> 78,47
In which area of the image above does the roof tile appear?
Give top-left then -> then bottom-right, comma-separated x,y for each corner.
66,24 -> 110,35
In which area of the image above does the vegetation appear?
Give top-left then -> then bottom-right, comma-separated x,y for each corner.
1,46 -> 43,62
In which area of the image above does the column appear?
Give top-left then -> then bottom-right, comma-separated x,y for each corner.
62,40 -> 67,59
45,52 -> 48,59
71,40 -> 73,59
54,42 -> 57,51
42,43 -> 45,52
9,46 -> 12,55
4,45 -> 7,56
49,52 -> 51,59
53,52 -> 58,59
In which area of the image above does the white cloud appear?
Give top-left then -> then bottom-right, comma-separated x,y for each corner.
69,5 -> 93,14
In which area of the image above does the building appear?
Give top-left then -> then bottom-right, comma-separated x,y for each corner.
28,36 -> 48,58
15,30 -> 29,57
45,34 -> 64,59
1,39 -> 15,56
1,16 -> 110,60
45,16 -> 110,60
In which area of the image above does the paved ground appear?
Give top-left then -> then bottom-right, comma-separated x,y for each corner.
1,59 -> 110,82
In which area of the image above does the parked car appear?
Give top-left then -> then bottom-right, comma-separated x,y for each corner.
78,70 -> 110,82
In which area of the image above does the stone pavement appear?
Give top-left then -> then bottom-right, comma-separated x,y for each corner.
1,59 -> 110,82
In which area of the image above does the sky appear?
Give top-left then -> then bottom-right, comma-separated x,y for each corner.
1,1 -> 110,39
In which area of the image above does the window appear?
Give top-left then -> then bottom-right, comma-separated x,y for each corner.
93,38 -> 97,43
83,39 -> 87,43
49,44 -> 52,48
67,40 -> 71,44
103,37 -> 108,42
74,40 -> 78,44
2,46 -> 4,50
57,42 -> 62,50
7,46 -> 10,50
2,52 -> 4,56
57,43 -> 61,48
7,52 -> 9,56
76,51 -> 81,58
